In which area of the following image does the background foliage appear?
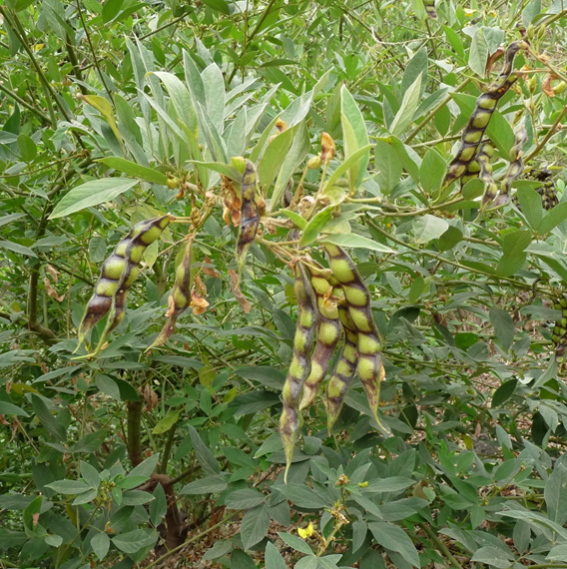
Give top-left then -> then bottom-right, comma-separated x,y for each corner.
3,0 -> 567,568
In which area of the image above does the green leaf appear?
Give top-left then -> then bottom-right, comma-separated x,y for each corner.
321,233 -> 394,253
516,186 -> 543,231
265,542 -> 287,569
539,202 -> 567,235
323,144 -> 373,191
225,489 -> 267,510
188,425 -> 221,475
492,380 -> 518,407
369,522 -> 419,567
273,484 -> 328,509
522,0 -> 541,27
203,540 -> 233,561
279,209 -> 307,229
180,476 -> 228,495
102,0 -> 123,22
88,236 -> 107,263
231,550 -> 256,569
545,464 -> 567,526
189,161 -> 241,182
201,0 -> 230,14
152,409 -> 182,434
471,546 -> 512,569
17,133 -> 37,162
112,529 -> 157,554
489,307 -> 515,351
390,74 -> 422,138
271,123 -> 310,210
299,206 -> 334,248
385,136 -> 421,182
0,401 -> 29,417
45,534 -> 63,547
341,86 -> 370,190
46,479 -> 91,494
0,240 -> 37,258
413,215 -> 449,243
240,505 -> 270,550
437,226 -> 463,251
258,126 -> 298,191
91,532 -> 110,561
97,158 -> 167,186
94,374 -> 121,401
128,454 -> 160,477
469,27 -> 488,78
31,395 -> 66,442
375,140 -> 402,195
80,461 -> 100,489
401,47 -> 428,99
419,148 -> 446,194
277,531 -> 313,555
49,179 -> 138,219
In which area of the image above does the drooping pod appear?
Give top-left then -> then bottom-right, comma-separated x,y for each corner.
477,143 -> 497,210
552,295 -> 567,370
461,158 -> 481,188
299,268 -> 342,411
77,215 -> 172,352
422,0 -> 437,19
148,239 -> 193,349
493,124 -> 527,208
236,160 -> 260,274
443,41 -> 528,188
324,244 -> 385,429
325,289 -> 359,432
280,262 -> 317,480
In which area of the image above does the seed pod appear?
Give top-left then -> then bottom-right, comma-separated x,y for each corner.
324,244 -> 385,429
236,160 -> 260,274
148,239 -> 193,349
299,269 -> 342,411
515,166 -> 558,211
494,124 -> 527,208
461,158 -> 481,187
77,215 -> 172,352
552,295 -> 567,369
476,143 -> 497,210
422,0 -> 437,19
325,289 -> 359,432
443,41 -> 528,188
280,262 -> 317,480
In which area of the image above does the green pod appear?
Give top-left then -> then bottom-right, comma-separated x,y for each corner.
422,0 -> 437,19
494,124 -> 527,208
324,244 -> 385,429
444,41 -> 528,188
236,160 -> 260,274
552,294 -> 567,368
461,158 -> 481,187
149,240 -> 193,350
77,215 -> 172,353
325,290 -> 359,432
299,269 -> 342,411
280,262 -> 317,480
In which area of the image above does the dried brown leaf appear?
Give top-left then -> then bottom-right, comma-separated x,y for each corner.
229,269 -> 251,313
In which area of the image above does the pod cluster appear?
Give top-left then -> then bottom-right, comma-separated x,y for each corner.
77,215 -> 172,353
515,167 -> 559,211
279,247 -> 386,477
149,240 -> 193,349
444,41 -> 528,188
236,160 -> 260,274
552,296 -> 567,370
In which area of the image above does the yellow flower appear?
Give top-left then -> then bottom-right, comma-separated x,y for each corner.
463,8 -> 476,16
298,521 -> 315,539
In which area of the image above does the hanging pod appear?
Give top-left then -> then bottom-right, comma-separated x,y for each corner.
148,239 -> 193,349
476,143 -> 497,210
443,41 -> 528,188
76,215 -> 172,353
236,160 -> 260,274
324,244 -> 385,429
494,124 -> 528,208
299,268 -> 342,411
422,0 -> 437,19
280,262 -> 317,480
325,288 -> 359,433
552,295 -> 567,369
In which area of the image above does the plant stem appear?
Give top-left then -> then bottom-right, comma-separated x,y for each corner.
65,34 -> 89,95
127,400 -> 143,467
0,81 -> 51,123
418,523 -> 463,569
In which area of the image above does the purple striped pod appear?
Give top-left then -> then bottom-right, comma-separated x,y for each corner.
324,244 -> 385,429
77,215 -> 172,353
443,41 -> 528,188
236,160 -> 260,273
148,239 -> 193,349
325,288 -> 359,432
476,143 -> 498,211
280,262 -> 317,480
422,0 -> 437,19
298,268 -> 342,411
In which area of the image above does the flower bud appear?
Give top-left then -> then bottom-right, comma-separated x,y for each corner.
307,156 -> 322,169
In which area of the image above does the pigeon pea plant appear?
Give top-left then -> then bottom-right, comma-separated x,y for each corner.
5,0 -> 567,569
